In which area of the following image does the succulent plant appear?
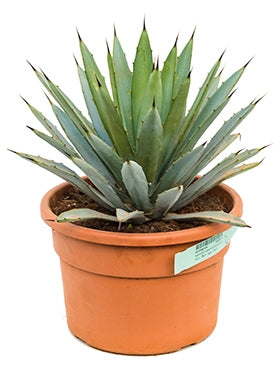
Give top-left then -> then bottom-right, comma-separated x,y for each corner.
12,23 -> 265,228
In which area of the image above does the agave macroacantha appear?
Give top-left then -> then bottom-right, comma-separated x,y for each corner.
13,23 -> 264,228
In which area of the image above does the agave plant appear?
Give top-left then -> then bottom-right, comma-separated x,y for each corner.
13,24 -> 265,228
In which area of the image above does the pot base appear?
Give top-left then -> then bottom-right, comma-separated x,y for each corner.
71,332 -> 211,356
60,257 -> 224,355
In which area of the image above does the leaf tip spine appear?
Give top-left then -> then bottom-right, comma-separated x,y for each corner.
26,60 -> 37,72
76,27 -> 82,42
7,148 -> 17,154
73,53 -> 79,66
191,25 -> 197,40
40,69 -> 50,81
43,91 -> 53,105
253,94 -> 266,105
218,66 -> 225,77
260,143 -> 271,151
20,95 -> 29,106
105,38 -> 111,54
95,74 -> 102,87
219,49 -> 226,61
143,15 -> 146,31
174,33 -> 179,48
228,88 -> 238,99
156,56 -> 159,70
243,56 -> 254,69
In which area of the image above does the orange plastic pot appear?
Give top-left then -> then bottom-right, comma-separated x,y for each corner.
41,180 -> 243,355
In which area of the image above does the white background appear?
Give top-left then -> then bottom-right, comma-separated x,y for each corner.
1,0 -> 279,368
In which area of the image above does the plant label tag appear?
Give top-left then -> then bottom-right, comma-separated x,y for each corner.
174,226 -> 238,275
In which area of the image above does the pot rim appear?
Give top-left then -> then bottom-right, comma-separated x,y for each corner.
41,180 -> 243,247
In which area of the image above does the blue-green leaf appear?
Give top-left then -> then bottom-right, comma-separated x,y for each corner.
161,43 -> 177,122
155,144 -> 205,195
27,126 -> 77,157
136,105 -> 163,183
174,147 -> 265,209
182,64 -> 246,150
57,208 -> 118,223
164,211 -> 249,227
51,103 -> 115,182
151,186 -> 183,219
131,27 -> 153,135
72,157 -> 127,209
79,36 -> 134,159
77,64 -> 112,145
160,76 -> 191,171
13,152 -> 114,211
174,54 -> 223,155
200,102 -> 256,167
24,99 -> 75,151
86,132 -> 124,186
112,34 -> 134,145
116,209 -> 147,224
121,160 -> 152,211
137,68 -> 162,129
173,32 -> 193,97
33,68 -> 95,136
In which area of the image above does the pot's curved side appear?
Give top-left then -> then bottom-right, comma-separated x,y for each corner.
60,254 -> 226,355
40,180 -> 243,354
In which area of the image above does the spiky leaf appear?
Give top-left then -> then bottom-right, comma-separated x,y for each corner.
85,133 -> 124,186
182,64 -> 247,151
79,36 -> 133,158
79,35 -> 109,94
24,99 -> 75,151
174,147 -> 265,209
160,76 -> 191,171
112,33 -> 134,145
121,160 -> 151,211
77,63 -> 112,145
116,209 -> 147,224
71,157 -> 127,209
155,144 -> 205,195
51,102 -> 114,182
57,208 -> 118,223
173,32 -> 193,96
131,27 -> 153,134
200,102 -> 256,168
13,152 -> 114,211
27,126 -> 77,158
164,211 -> 249,227
174,53 -> 223,157
151,185 -> 183,219
89,78 -> 134,159
136,105 -> 163,183
137,68 -> 162,128
32,67 -> 95,136
161,42 -> 177,121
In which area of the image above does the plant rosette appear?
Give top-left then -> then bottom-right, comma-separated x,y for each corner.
41,178 -> 242,355
12,22 -> 265,355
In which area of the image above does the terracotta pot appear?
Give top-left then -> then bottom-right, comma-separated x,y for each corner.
41,180 -> 242,355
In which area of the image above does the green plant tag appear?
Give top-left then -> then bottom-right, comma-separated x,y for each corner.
174,226 -> 238,274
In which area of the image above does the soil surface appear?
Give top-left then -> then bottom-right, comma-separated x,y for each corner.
51,185 -> 232,233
